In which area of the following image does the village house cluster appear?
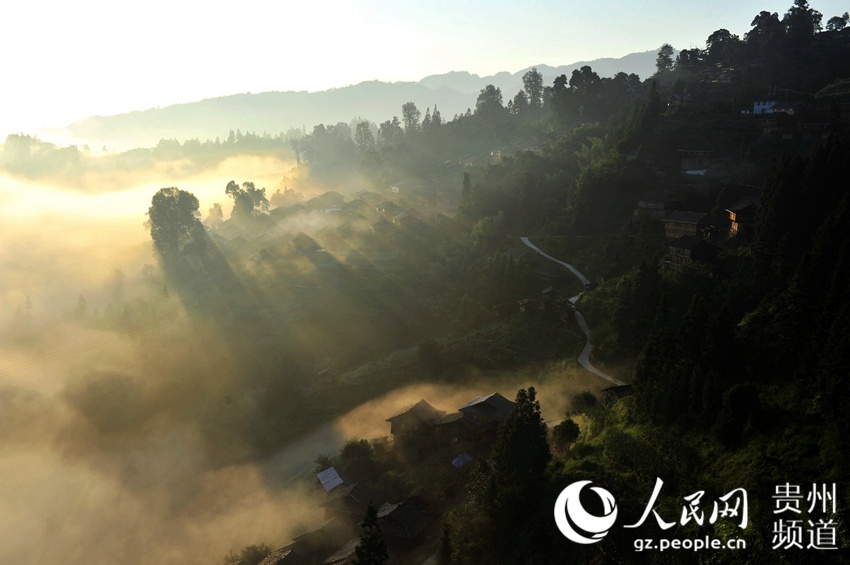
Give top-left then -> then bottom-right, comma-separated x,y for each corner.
255,393 -> 516,565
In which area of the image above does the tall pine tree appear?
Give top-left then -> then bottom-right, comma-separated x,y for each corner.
353,503 -> 388,565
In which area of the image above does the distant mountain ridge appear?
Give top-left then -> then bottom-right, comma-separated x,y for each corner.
62,82 -> 475,151
419,48 -> 660,94
57,48 -> 662,150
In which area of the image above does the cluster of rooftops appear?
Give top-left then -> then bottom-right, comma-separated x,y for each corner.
385,393 -> 516,440
254,393 -> 516,564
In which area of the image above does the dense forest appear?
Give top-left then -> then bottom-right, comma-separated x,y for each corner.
134,2 -> 850,563
3,1 -> 849,564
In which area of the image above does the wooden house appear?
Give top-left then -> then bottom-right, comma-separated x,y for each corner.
663,211 -> 710,239
291,232 -> 322,253
386,400 -> 445,439
320,483 -> 386,522
304,191 -> 345,211
458,392 -> 515,427
725,197 -> 760,238
321,538 -> 359,565
435,411 -> 482,440
287,517 -> 357,564
668,235 -> 719,267
634,191 -> 683,219
376,500 -> 438,540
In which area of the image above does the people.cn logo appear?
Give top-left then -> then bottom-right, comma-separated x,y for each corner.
554,481 -> 619,544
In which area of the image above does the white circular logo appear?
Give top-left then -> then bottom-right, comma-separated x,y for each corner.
554,480 -> 618,544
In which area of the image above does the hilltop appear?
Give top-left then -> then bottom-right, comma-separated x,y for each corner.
50,49 -> 660,150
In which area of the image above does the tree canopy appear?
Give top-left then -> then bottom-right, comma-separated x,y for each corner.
475,84 -> 506,125
226,180 -> 269,220
492,387 -> 551,491
522,67 -> 544,112
353,503 -> 388,565
656,43 -> 675,73
146,187 -> 206,258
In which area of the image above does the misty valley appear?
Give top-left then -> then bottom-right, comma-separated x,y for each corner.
3,3 -> 850,564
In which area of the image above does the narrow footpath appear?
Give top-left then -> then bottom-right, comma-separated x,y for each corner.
520,237 -> 627,387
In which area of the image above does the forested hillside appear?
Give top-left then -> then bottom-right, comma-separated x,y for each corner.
136,3 -> 850,563
5,2 -> 847,564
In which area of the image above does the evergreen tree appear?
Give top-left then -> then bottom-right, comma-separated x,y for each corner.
512,90 -> 530,116
401,101 -> 421,133
353,503 -> 388,565
783,0 -> 823,40
633,295 -> 679,422
492,387 -> 551,493
432,105 -> 442,127
459,172 -> 473,216
656,43 -> 675,73
522,67 -> 544,112
355,121 -> 375,152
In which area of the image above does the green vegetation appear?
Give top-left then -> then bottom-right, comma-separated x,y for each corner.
354,503 -> 390,565
4,1 -> 847,563
271,3 -> 850,562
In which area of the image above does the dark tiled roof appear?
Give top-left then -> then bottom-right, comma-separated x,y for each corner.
665,211 -> 709,224
726,196 -> 760,212
292,517 -> 357,553
437,411 -> 483,427
459,392 -> 516,420
270,203 -> 307,219
320,484 -> 386,515
322,537 -> 360,564
376,500 -> 439,539
258,547 -> 306,565
386,399 -> 446,424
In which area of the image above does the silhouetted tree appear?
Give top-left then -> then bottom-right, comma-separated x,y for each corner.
492,387 -> 551,493
570,391 -> 598,415
656,43 -> 675,73
569,65 -> 601,92
511,90 -> 530,115
432,105 -> 443,127
226,180 -> 268,219
522,67 -> 544,112
146,187 -> 206,258
783,0 -> 822,41
459,172 -> 473,215
402,102 -> 421,133
705,28 -> 740,64
745,10 -> 784,54
826,12 -> 849,31
378,117 -> 403,147
475,84 -> 506,125
353,503 -> 388,565
205,202 -> 223,227
551,418 -> 580,453
355,121 -> 375,152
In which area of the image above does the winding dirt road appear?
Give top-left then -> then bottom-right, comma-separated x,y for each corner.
520,237 -> 627,386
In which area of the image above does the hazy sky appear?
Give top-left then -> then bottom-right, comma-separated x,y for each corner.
2,0 -> 846,137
